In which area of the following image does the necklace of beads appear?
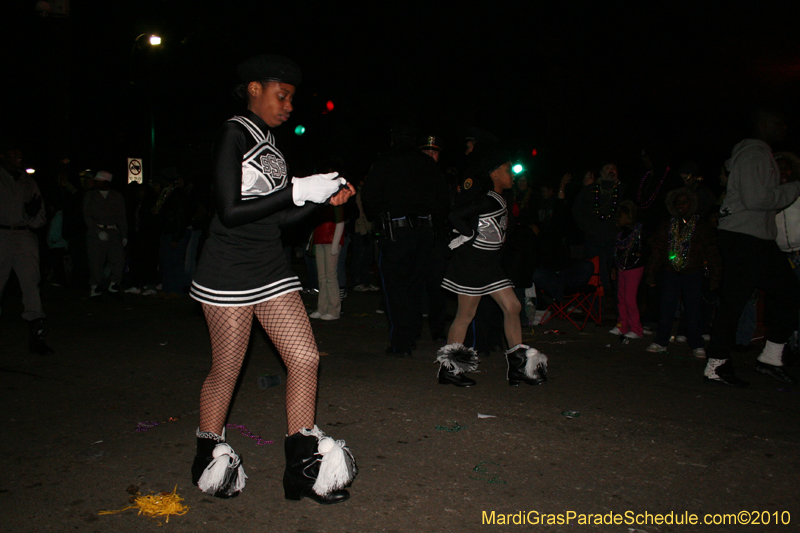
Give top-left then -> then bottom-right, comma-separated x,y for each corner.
593,183 -> 620,220
615,222 -> 642,269
636,166 -> 670,209
668,215 -> 697,270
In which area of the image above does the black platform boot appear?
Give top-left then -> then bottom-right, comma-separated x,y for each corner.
437,365 -> 477,387
284,426 -> 355,504
28,318 -> 54,355
435,343 -> 478,387
191,429 -> 244,498
506,344 -> 547,386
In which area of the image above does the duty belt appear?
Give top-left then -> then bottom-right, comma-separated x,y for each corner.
390,215 -> 433,229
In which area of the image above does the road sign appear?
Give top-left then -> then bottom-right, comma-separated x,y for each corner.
128,158 -> 143,184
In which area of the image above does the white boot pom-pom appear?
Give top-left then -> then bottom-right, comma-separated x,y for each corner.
197,443 -> 247,495
524,348 -> 548,380
436,343 -> 479,375
312,436 -> 357,496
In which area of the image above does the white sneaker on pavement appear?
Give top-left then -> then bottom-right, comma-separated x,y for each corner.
646,343 -> 668,353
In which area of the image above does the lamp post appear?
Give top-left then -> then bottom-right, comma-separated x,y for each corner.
130,33 -> 162,182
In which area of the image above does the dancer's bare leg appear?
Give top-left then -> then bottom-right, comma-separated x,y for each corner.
489,287 -> 523,347
447,294 -> 481,344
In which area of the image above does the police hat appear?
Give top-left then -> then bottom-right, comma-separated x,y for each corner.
237,54 -> 302,87
419,135 -> 442,151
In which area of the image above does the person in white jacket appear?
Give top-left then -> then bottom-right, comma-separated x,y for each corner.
775,152 -> 800,350
704,109 -> 800,387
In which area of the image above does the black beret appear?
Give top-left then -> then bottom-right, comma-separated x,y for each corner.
237,54 -> 302,86
478,147 -> 511,177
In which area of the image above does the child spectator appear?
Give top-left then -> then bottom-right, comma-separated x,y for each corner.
610,200 -> 644,339
645,188 -> 720,357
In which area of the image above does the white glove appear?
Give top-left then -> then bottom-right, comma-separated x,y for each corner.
122,238 -> 128,247
448,232 -> 473,250
291,173 -> 347,206
98,231 -> 109,242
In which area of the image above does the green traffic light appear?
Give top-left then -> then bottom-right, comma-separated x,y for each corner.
294,125 -> 306,136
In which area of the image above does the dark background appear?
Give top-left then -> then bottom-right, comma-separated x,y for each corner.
4,1 -> 800,190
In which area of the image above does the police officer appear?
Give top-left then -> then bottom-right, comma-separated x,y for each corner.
0,144 -> 54,354
362,128 -> 449,356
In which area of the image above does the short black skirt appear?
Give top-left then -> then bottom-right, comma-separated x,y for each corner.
441,246 -> 513,296
190,223 -> 301,307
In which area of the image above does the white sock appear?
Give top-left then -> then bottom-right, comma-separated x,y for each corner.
757,341 -> 784,367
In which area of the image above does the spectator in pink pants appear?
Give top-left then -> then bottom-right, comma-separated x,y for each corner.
610,200 -> 644,339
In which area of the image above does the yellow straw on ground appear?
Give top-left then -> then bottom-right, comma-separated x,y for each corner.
99,485 -> 189,523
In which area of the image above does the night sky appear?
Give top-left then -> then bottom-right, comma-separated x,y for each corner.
4,2 -> 800,189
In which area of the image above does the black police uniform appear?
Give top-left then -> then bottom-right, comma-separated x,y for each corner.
362,145 -> 449,354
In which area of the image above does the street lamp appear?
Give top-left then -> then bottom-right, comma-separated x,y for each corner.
130,33 -> 163,182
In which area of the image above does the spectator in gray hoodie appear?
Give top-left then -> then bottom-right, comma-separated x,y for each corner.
704,108 -> 800,387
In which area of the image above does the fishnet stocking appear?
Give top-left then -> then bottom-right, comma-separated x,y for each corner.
253,292 -> 319,435
198,292 -> 319,436
199,304 -> 254,435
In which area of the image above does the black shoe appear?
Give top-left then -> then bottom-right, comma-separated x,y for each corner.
704,359 -> 749,387
755,361 -> 799,385
28,318 -> 54,355
506,346 -> 548,386
437,366 -> 476,387
192,436 -> 243,499
284,430 -> 353,504
385,346 -> 412,358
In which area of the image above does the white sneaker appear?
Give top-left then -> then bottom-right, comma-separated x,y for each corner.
309,311 -> 322,319
375,309 -> 385,314
646,343 -> 667,353
320,313 -> 338,321
125,287 -> 141,294
108,282 -> 120,293
643,326 -> 655,335
702,334 -> 710,341
675,335 -> 687,343
609,326 -> 623,335
693,348 -> 707,358
367,284 -> 380,291
89,285 -> 102,297
353,284 -> 368,292
142,289 -> 157,296
533,309 -> 549,325
624,331 -> 642,339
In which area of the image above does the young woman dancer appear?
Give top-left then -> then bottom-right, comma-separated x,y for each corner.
189,54 -> 356,503
438,150 -> 547,387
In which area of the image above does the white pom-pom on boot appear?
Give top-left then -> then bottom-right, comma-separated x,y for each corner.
197,442 -> 247,497
312,436 -> 357,495
506,344 -> 547,386
283,425 -> 356,504
435,343 -> 479,386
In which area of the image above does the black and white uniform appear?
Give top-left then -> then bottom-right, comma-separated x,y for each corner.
191,111 -> 317,307
442,190 -> 513,296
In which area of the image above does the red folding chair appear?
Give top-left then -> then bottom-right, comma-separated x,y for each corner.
540,256 -> 604,330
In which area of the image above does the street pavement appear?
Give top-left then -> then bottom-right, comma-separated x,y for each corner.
1,281 -> 799,532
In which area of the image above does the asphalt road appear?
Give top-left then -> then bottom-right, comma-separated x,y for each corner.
1,281 -> 798,532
